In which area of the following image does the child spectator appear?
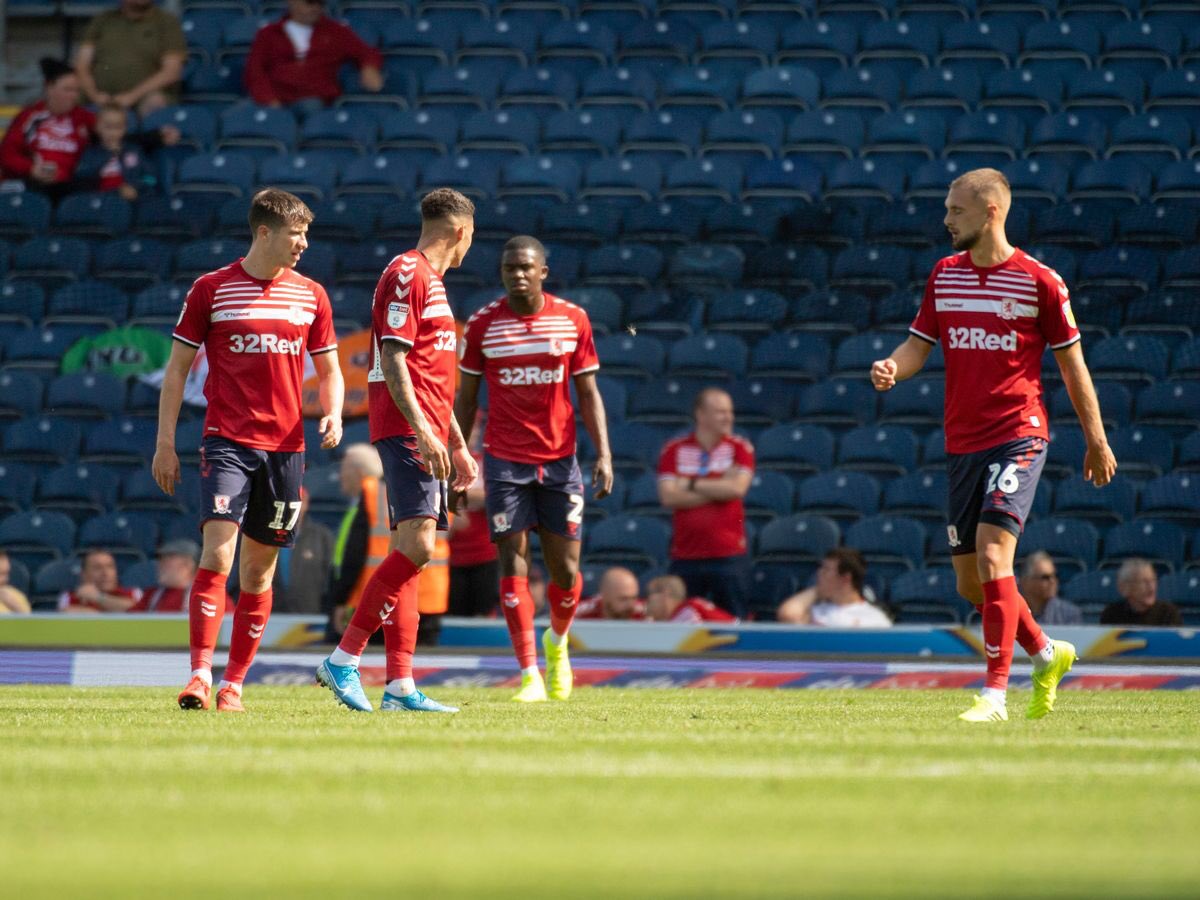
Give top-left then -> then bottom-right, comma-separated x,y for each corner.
75,104 -> 180,200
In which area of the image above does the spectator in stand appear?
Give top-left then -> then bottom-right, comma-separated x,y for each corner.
59,549 -> 143,613
0,58 -> 95,201
576,567 -> 646,620
0,550 -> 32,615
74,0 -> 187,117
324,443 -> 387,638
448,434 -> 499,618
645,574 -> 736,624
244,0 -> 384,113
273,489 -> 334,614
129,539 -> 200,613
777,549 -> 892,628
1100,559 -> 1183,627
75,104 -> 179,201
657,388 -> 754,618
1019,551 -> 1083,626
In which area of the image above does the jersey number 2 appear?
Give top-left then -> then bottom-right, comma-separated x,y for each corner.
986,463 -> 1019,494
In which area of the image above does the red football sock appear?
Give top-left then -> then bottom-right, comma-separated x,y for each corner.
338,552 -> 420,657
221,589 -> 272,685
188,568 -> 228,673
548,572 -> 582,638
1016,601 -> 1051,656
500,576 -> 537,670
982,576 -> 1021,691
382,574 -> 420,682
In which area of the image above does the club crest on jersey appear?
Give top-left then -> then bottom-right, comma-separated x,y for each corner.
946,525 -> 961,548
214,495 -> 231,515
388,302 -> 409,328
548,337 -> 564,356
998,299 -> 1018,321
287,305 -> 307,325
492,512 -> 511,533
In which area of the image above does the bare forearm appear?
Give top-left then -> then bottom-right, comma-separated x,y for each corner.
155,365 -> 187,449
318,365 -> 344,421
1059,353 -> 1108,447
454,394 -> 478,446
126,58 -> 184,101
578,388 -> 611,461
658,481 -> 710,510
448,413 -> 466,451
380,344 -> 430,435
693,475 -> 748,502
890,337 -> 932,382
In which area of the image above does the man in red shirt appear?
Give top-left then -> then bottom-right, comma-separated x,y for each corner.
576,567 -> 646,621
0,58 -> 94,199
645,574 -> 737,624
153,188 -> 343,712
871,167 -> 1117,723
455,235 -> 614,702
657,389 -> 754,618
244,0 -> 383,110
128,539 -> 200,613
59,549 -> 143,613
317,189 -> 477,714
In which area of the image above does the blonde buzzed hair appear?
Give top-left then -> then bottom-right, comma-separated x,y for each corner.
647,575 -> 688,602
950,168 -> 1012,214
342,443 -> 383,479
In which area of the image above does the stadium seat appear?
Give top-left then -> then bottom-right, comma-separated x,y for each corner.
1178,431 -> 1200,471
0,509 -> 76,562
755,422 -> 835,474
173,152 -> 257,198
617,18 -> 698,70
1063,70 -> 1143,127
0,460 -> 37,514
902,66 -> 983,113
747,246 -> 830,292
33,558 -> 81,598
704,289 -> 787,335
120,468 -> 194,514
889,567 -> 969,624
1173,338 -> 1200,379
1021,516 -> 1101,578
862,110 -> 946,169
36,463 -> 120,520
579,67 -> 658,111
1106,113 -> 1193,171
845,515 -> 927,575
47,280 -> 129,324
666,332 -> 748,378
623,471 -> 668,517
540,108 -> 621,166
217,103 -> 297,157
257,154 -> 339,202
1146,68 -> 1200,111
1158,572 -> 1200,623
740,66 -> 821,117
627,375 -> 718,425
1088,335 -> 1171,383
11,237 -> 92,288
857,20 -> 939,78
1050,380 -> 1132,430
1032,203 -> 1114,249
1107,425 -> 1177,480
298,108 -> 378,155
1163,248 -> 1200,289
1134,381 -> 1200,430
796,471 -> 881,520
1018,21 -> 1102,75
1152,160 -> 1200,202
667,244 -> 744,288
938,20 -> 1020,74
725,376 -> 794,425
585,514 -> 670,569
132,282 -> 188,322
982,70 -> 1063,130
748,563 -> 800,619
756,514 -> 840,563
45,373 -> 126,418
53,192 -> 132,239
775,19 -> 858,77
81,416 -> 159,468
537,19 -> 617,77
702,199 -> 790,247
796,378 -> 877,427
1139,472 -> 1200,520
1058,569 -> 1119,618
824,159 -> 905,203
584,244 -> 664,288
95,238 -> 173,291
338,153 -> 421,200
0,371 -> 43,420
882,470 -> 947,522
1100,21 -> 1182,79
1070,160 -> 1153,205
594,333 -> 666,378
1,416 -> 82,465
830,244 -> 910,295
498,156 -> 581,201
497,67 -> 578,111
1103,519 -> 1186,572
0,279 -> 45,323
0,191 -> 52,241
838,426 -> 919,476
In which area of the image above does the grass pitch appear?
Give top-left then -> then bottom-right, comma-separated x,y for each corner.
2,686 -> 1198,899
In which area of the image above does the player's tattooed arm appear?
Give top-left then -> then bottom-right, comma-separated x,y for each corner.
1054,341 -> 1117,488
379,341 -> 450,480
574,372 -> 613,499
151,340 -> 199,496
871,336 -> 933,390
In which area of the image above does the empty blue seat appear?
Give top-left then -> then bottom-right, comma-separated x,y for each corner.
1140,472 -> 1200,519
659,65 -> 739,113
585,243 -> 664,288
456,18 -> 538,66
668,243 -> 744,287
938,20 -> 1020,71
585,514 -> 670,567
54,192 -> 132,238
1021,516 -> 1100,577
1088,335 -> 1171,383
1135,381 -> 1200,429
94,237 -> 173,290
45,372 -> 126,418
1108,425 -> 1177,479
1061,569 -> 1121,609
882,470 -> 947,521
834,330 -> 905,374
173,152 -> 257,198
1107,113 -> 1192,170
618,18 -> 698,68
81,416 -> 159,466
627,375 -> 718,425
1163,248 -> 1200,289
11,236 -> 91,286
889,566 -> 969,623
499,156 -> 581,201
777,20 -> 859,76
174,239 -> 242,280
821,66 -> 902,112
217,102 -> 296,156
1147,68 -> 1200,111
1103,519 -> 1186,571
77,510 -> 159,557
0,371 -> 43,419
538,19 -> 617,74
746,245 -> 829,291
1153,160 -> 1200,201
1070,160 -> 1153,205
337,153 -> 421,199
540,108 -> 621,165
666,332 -> 748,378
878,378 -> 944,426
902,66 -> 983,112
1064,69 -> 1143,127
1158,572 -> 1200,617
595,332 -> 666,377
824,159 -> 905,201
839,425 -> 919,476
1173,338 -> 1200,378
755,422 -> 835,474
756,513 -> 840,562
946,109 -> 1025,163
797,378 -> 877,427
1018,21 -> 1102,74
37,462 -> 120,518
48,280 -> 129,322
797,470 -> 881,519
1,416 -> 82,464
258,153 -> 339,202
0,460 -> 37,512
0,191 -> 51,242
740,66 -> 820,116
580,67 -> 658,110
725,376 -> 795,424
983,69 -> 1063,126
498,67 -> 578,111
846,514 -> 927,570
419,64 -> 509,110
0,510 -> 76,562
704,289 -> 787,335
1100,21 -> 1182,76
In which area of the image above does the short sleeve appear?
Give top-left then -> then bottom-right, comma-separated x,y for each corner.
570,311 -> 599,375
657,441 -> 678,479
160,11 -> 188,54
1037,269 -> 1081,351
909,264 -> 940,345
458,312 -> 485,375
375,262 -> 427,349
307,284 -> 338,354
173,278 -> 213,348
733,437 -> 755,473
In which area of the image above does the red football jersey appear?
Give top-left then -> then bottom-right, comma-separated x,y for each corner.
910,249 -> 1079,455
174,260 -> 338,452
0,101 -> 94,182
458,294 -> 599,463
669,596 -> 738,624
657,433 -> 755,560
368,250 -> 458,445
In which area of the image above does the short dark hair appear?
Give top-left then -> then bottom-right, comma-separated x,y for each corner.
825,548 -> 867,593
502,235 -> 546,262
39,57 -> 73,84
420,187 -> 475,223
248,188 -> 313,235
692,387 -> 731,416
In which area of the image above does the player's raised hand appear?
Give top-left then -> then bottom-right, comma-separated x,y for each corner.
416,429 -> 451,481
318,415 -> 343,449
151,447 -> 180,496
1083,442 -> 1117,488
592,455 -> 613,500
870,358 -> 898,391
449,444 -> 478,493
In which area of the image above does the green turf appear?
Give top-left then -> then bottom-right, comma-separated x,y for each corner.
2,686 -> 1198,898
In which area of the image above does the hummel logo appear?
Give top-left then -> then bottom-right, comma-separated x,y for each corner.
397,272 -> 414,285
502,593 -> 520,609
400,263 -> 416,273
200,601 -> 218,618
559,598 -> 576,608
395,287 -> 411,300
985,642 -> 1001,658
379,601 -> 396,621
248,623 -> 265,639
